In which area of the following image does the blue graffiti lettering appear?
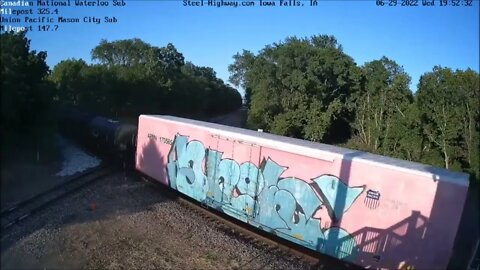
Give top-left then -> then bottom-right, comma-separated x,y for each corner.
256,186 -> 288,231
215,159 -> 240,203
165,135 -> 366,261
312,175 -> 365,221
167,134 -> 207,201
237,162 -> 264,197
277,177 -> 322,219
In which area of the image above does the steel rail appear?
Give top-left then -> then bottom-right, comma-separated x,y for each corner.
1,165 -> 115,231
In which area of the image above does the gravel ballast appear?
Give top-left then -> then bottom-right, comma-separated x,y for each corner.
55,135 -> 101,177
1,172 -> 311,269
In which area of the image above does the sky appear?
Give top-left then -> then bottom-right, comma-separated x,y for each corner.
22,0 -> 480,94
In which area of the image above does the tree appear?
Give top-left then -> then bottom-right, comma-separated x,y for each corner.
454,69 -> 480,177
387,103 -> 426,162
49,59 -> 89,106
1,31 -> 52,130
179,61 -> 242,116
158,43 -> 185,74
229,50 -> 256,107
91,38 -> 154,67
228,35 -> 361,143
49,38 -> 242,118
416,66 -> 464,170
351,57 -> 413,154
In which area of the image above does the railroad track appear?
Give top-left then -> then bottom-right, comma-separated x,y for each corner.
1,165 -> 115,232
138,175 -> 363,270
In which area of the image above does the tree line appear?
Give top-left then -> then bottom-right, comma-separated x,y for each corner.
1,31 -> 242,160
228,35 -> 479,183
1,31 -> 477,183
50,38 -> 242,118
1,31 -> 242,128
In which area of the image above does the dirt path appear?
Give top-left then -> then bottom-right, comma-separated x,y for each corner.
208,108 -> 248,128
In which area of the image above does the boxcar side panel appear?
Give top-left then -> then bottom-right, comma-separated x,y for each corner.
135,115 -> 469,270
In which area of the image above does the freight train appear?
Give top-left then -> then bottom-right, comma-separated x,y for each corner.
57,106 -> 137,168
58,108 -> 472,270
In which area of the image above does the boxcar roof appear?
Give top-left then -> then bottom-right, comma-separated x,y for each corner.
140,115 -> 470,187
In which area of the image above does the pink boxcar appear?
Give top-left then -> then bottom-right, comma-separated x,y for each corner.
135,115 -> 470,269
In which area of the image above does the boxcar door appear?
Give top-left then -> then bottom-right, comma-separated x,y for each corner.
206,134 -> 236,207
206,135 -> 262,221
231,140 -> 262,220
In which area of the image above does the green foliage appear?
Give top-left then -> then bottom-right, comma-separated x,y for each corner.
230,34 -> 479,184
455,69 -> 480,178
387,103 -> 425,162
49,59 -> 89,105
51,38 -> 242,119
417,67 -> 463,169
1,31 -> 59,163
1,31 -> 53,130
91,38 -> 156,67
352,57 -> 413,154
2,30 -> 477,185
417,67 -> 479,175
229,35 -> 361,143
